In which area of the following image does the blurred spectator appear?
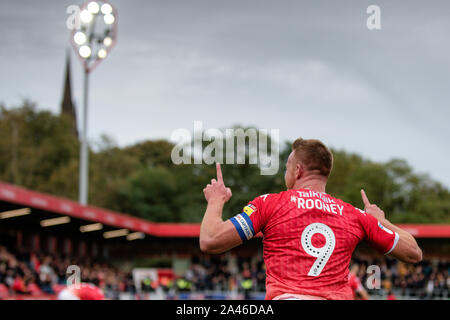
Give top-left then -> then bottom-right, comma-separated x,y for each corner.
387,290 -> 397,300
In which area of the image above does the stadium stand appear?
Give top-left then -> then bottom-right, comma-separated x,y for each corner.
0,245 -> 134,299
1,245 -> 449,300
0,181 -> 449,300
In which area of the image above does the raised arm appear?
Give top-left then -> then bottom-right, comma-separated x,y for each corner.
361,189 -> 422,264
199,163 -> 242,254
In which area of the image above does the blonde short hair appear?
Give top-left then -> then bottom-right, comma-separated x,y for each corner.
292,138 -> 333,177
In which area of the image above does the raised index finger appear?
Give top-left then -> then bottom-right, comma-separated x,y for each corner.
360,189 -> 371,207
216,163 -> 223,182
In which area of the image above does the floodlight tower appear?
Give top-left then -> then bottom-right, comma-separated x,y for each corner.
70,1 -> 118,205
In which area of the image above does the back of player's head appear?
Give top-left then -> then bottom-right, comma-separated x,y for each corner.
292,138 -> 333,178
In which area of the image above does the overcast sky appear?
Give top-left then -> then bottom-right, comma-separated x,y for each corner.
0,0 -> 449,187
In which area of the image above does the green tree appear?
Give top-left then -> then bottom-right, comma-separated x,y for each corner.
116,167 -> 179,222
1,102 -> 449,224
0,102 -> 79,193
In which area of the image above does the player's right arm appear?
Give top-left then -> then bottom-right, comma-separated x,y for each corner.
360,189 -> 422,264
199,164 -> 271,254
199,164 -> 242,254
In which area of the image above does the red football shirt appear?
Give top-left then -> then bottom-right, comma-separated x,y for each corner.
230,189 -> 399,300
70,283 -> 105,300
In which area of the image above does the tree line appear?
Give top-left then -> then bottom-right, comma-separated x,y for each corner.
0,102 -> 449,224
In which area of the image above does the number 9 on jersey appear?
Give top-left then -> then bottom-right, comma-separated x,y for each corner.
301,223 -> 336,277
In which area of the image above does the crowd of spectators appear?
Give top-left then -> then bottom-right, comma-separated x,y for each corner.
352,255 -> 450,299
176,253 -> 450,299
177,254 -> 266,294
1,244 -> 449,299
0,245 -> 135,299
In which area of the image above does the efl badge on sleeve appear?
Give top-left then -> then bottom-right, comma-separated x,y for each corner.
243,204 -> 257,217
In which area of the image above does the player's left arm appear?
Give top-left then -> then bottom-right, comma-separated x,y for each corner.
360,189 -> 422,264
199,163 -> 242,254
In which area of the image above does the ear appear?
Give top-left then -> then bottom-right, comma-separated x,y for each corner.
295,163 -> 303,179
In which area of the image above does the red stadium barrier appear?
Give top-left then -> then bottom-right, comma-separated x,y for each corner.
0,181 -> 449,238
397,224 -> 450,238
0,181 -> 199,237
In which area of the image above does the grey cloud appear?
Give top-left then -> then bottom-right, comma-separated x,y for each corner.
0,0 -> 449,187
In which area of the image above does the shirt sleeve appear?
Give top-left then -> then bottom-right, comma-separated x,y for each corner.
358,209 -> 399,255
229,195 -> 268,242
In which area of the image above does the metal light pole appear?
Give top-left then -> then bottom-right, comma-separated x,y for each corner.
80,68 -> 89,205
70,1 -> 118,205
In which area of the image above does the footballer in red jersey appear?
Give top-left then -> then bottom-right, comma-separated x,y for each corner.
348,264 -> 369,300
57,283 -> 105,300
200,138 -> 422,300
